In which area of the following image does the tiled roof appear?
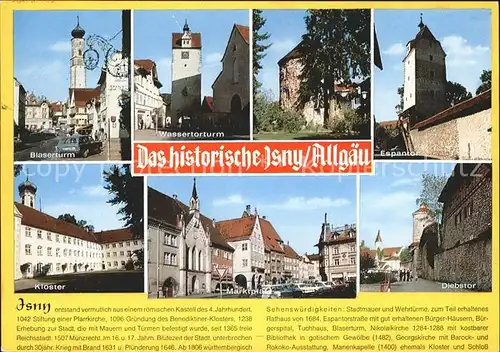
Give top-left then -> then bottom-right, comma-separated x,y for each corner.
216,216 -> 255,242
438,163 -> 492,203
16,202 -> 104,243
278,41 -> 304,66
413,203 -> 431,215
407,25 -> 439,51
360,249 -> 376,259
306,254 -> 321,261
172,33 -> 202,49
134,59 -> 154,72
147,187 -> 233,251
69,88 -> 100,108
413,89 -> 491,130
283,243 -> 299,258
382,247 -> 402,256
94,228 -> 135,244
51,103 -> 63,112
235,24 -> 249,44
260,218 -> 284,253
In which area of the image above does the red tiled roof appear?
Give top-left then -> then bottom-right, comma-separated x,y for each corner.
51,103 -> 63,112
94,228 -> 135,244
413,89 -> 491,130
15,202 -> 114,244
413,203 -> 431,215
216,216 -> 255,242
69,88 -> 100,108
383,247 -> 402,256
283,243 -> 299,259
235,24 -> 249,44
148,187 -> 233,251
260,218 -> 284,253
360,249 -> 376,258
172,33 -> 202,49
134,59 -> 154,72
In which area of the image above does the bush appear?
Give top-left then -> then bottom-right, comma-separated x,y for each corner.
254,90 -> 306,133
124,259 -> 135,271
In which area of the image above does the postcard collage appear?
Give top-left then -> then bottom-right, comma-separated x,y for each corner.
9,8 -> 492,300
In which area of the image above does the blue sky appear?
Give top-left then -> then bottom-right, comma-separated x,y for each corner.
134,10 -> 249,98
148,176 -> 357,254
256,10 -> 306,100
359,162 -> 455,248
14,10 -> 123,102
374,9 -> 492,122
14,164 -> 128,231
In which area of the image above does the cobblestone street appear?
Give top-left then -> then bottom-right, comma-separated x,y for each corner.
361,279 -> 472,292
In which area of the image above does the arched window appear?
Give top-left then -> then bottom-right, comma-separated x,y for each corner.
191,247 -> 196,270
198,250 -> 202,271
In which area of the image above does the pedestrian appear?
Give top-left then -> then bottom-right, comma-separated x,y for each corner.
406,270 -> 410,281
399,270 -> 403,281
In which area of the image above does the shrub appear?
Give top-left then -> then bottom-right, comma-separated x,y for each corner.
254,90 -> 306,133
360,271 -> 397,284
124,259 -> 135,271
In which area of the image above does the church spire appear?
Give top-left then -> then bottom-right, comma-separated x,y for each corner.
375,230 -> 382,244
418,13 -> 424,29
191,177 -> 198,199
183,19 -> 190,32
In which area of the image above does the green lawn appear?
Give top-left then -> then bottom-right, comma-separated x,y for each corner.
254,130 -> 350,140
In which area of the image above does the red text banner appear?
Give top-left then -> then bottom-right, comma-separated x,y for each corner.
133,141 -> 372,175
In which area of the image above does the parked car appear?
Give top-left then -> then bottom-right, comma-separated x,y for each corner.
55,135 -> 102,158
295,283 -> 317,295
261,285 -> 296,299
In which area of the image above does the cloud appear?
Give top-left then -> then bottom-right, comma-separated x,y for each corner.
268,197 -> 351,211
441,35 -> 489,68
269,38 -> 297,54
205,52 -> 222,65
383,43 -> 405,56
49,41 -> 71,53
82,185 -> 108,197
212,195 -> 246,206
391,177 -> 420,188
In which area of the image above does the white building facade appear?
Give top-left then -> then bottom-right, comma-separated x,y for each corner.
25,98 -> 52,132
14,178 -> 142,280
134,59 -> 163,130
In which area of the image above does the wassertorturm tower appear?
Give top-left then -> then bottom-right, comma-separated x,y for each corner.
402,14 -> 447,124
70,16 -> 87,89
171,20 -> 202,118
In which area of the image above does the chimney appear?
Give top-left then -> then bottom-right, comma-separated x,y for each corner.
245,204 -> 251,213
173,194 -> 178,200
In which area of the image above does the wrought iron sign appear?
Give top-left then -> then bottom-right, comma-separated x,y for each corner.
83,35 -> 128,78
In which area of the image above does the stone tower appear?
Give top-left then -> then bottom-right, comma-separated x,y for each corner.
412,203 -> 432,243
70,16 -> 87,89
402,14 -> 447,124
171,20 -> 202,118
18,173 -> 37,208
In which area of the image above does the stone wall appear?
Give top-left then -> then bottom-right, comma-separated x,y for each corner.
409,108 -> 491,159
434,238 -> 492,291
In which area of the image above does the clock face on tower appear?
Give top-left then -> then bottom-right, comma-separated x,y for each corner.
181,51 -> 189,59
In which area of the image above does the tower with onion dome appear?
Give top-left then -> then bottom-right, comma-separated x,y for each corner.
18,174 -> 37,208
70,16 -> 87,89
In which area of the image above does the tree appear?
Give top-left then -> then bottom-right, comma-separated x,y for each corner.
58,214 -> 94,231
399,247 -> 412,262
415,173 -> 448,223
14,165 -> 23,177
360,253 -> 375,272
395,85 -> 404,115
446,81 -> 472,106
297,9 -> 370,128
252,10 -> 271,93
103,164 -> 143,239
476,69 -> 491,95
359,240 -> 368,249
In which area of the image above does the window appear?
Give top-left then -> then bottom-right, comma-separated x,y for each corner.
25,244 -> 32,255
334,259 -> 340,266
126,241 -> 130,246
56,263 -> 61,272
242,243 -> 248,251
56,235 -> 60,242
408,76 -> 410,81
134,241 -> 138,245
112,244 -> 116,248
120,251 -> 124,256
106,244 -> 110,248
171,254 -> 177,265
47,233 -> 52,241
181,51 -> 189,59
113,252 -> 117,257
114,261 -> 118,267
242,259 -> 248,267
455,212 -> 462,225
429,55 -> 433,61
107,262 -> 111,267
37,230 -> 42,239
63,249 -> 68,256
56,248 -> 60,257
119,243 -> 124,247
334,247 -> 339,254
350,257 -> 356,265
121,261 -> 126,266
69,249 -> 72,256
164,252 -> 170,265
127,250 -> 131,256
25,227 -> 32,237
63,237 -> 66,244
37,246 -> 43,256
430,70 -> 435,79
